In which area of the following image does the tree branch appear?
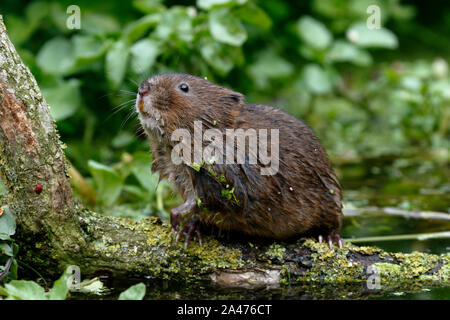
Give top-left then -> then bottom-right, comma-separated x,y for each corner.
0,15 -> 449,299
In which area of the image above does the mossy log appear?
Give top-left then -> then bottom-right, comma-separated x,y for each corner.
0,16 -> 449,299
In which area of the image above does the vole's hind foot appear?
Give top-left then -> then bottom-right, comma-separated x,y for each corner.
175,217 -> 203,248
318,233 -> 344,249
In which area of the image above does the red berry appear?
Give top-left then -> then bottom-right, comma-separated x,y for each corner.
35,184 -> 43,194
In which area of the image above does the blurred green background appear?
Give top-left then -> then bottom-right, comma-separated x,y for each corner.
0,0 -> 448,219
1,0 -> 450,300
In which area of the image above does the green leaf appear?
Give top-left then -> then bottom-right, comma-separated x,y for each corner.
106,40 -> 130,90
6,259 -> 18,281
247,51 -> 293,88
3,280 -> 46,300
36,37 -> 76,75
0,208 -> 16,240
346,22 -> 398,49
42,79 -> 81,121
233,3 -> 272,30
73,35 -> 110,62
5,16 -> 37,46
197,0 -> 247,10
132,0 -> 165,14
302,64 -> 333,94
82,13 -> 121,36
327,40 -> 372,66
123,14 -> 161,43
0,285 -> 9,296
0,242 -> 13,256
154,7 -> 193,43
130,39 -> 161,74
209,8 -> 247,46
49,2 -> 70,32
6,1 -> 49,45
25,1 -> 50,26
47,268 -> 70,300
296,16 -> 332,50
129,152 -> 159,192
88,160 -> 124,207
118,282 -> 146,300
200,41 -> 239,75
112,131 -> 136,149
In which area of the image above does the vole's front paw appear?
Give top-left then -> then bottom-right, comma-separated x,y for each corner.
170,198 -> 196,232
174,216 -> 203,248
170,198 -> 202,248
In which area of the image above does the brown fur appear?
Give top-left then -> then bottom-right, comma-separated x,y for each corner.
137,73 -> 343,240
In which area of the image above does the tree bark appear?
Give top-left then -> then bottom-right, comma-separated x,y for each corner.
0,15 -> 449,299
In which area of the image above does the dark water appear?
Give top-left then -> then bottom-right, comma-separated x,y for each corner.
73,158 -> 450,300
340,158 -> 450,300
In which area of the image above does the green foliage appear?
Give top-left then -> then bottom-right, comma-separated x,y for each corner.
0,208 -> 18,283
118,282 -> 146,300
0,208 -> 15,241
346,22 -> 398,48
78,152 -> 176,220
0,266 -> 110,300
88,160 -> 124,207
297,16 -> 332,50
0,267 -> 70,300
1,0 -> 449,225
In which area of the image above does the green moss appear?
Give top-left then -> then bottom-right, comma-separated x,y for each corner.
372,262 -> 401,278
218,174 -> 226,183
195,196 -> 202,208
439,257 -> 450,282
265,243 -> 286,261
221,185 -> 239,205
189,161 -> 204,172
299,239 -> 364,283
187,238 -> 243,269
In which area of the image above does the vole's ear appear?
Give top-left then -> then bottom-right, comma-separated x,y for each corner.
228,93 -> 243,103
222,90 -> 244,105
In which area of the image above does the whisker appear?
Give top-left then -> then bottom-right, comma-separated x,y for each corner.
119,90 -> 137,96
112,99 -> 136,111
121,110 -> 138,129
135,125 -> 147,139
103,100 -> 136,123
127,77 -> 139,88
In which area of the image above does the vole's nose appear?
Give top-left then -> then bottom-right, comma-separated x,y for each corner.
138,81 -> 150,97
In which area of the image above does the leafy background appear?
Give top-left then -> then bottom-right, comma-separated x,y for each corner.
0,0 -> 449,299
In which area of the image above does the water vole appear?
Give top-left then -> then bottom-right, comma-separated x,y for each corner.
136,73 -> 343,248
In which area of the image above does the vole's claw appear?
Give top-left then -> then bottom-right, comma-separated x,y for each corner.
176,225 -> 187,242
174,217 -> 202,248
196,230 -> 203,246
317,233 -> 343,249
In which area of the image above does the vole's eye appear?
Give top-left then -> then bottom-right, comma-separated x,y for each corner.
179,83 -> 189,93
